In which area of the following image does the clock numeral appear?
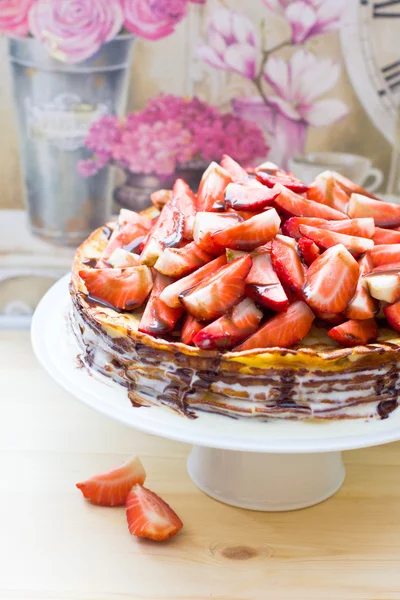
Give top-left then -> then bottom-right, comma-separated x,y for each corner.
379,60 -> 400,95
373,0 -> 400,17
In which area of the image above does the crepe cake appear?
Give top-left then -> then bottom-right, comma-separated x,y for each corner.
70,157 -> 400,421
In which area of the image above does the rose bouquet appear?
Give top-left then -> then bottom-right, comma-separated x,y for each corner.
79,94 -> 268,179
0,0 -> 205,63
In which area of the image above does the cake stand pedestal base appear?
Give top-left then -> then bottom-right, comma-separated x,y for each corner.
187,447 -> 345,511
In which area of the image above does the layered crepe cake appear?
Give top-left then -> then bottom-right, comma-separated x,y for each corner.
70,157 -> 400,421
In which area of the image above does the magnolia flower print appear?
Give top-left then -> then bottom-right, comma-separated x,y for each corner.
0,0 -> 36,36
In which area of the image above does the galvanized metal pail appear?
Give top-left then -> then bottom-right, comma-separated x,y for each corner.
8,35 -> 134,246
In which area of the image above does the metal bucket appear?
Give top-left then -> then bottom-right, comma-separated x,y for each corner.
8,35 -> 134,246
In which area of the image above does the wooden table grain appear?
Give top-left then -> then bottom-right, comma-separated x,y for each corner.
1,330 -> 400,600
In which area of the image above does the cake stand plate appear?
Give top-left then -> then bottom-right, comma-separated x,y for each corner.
32,276 -> 400,511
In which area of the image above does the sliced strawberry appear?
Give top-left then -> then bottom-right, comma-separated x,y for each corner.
159,255 -> 227,308
171,178 -> 197,239
224,181 -> 280,211
332,171 -> 379,200
271,235 -> 305,298
151,189 -> 172,210
76,456 -> 146,506
153,241 -> 213,278
384,300 -> 400,332
226,248 -> 248,262
273,184 -> 348,220
298,224 -> 374,257
79,266 -> 153,311
358,253 -> 375,276
227,209 -> 258,221
196,161 -> 232,211
235,301 -> 315,351
181,313 -> 203,345
303,244 -> 359,313
314,311 -> 345,326
348,193 -> 400,227
256,164 -> 308,193
193,211 -> 242,254
97,214 -> 151,267
245,252 -> 289,312
368,244 -> 400,267
328,319 -> 378,347
138,273 -> 183,335
373,262 -> 400,272
180,255 -> 252,320
283,217 -> 375,239
344,255 -> 378,320
193,298 -> 262,350
140,201 -> 184,266
307,171 -> 350,213
108,248 -> 141,268
220,154 -> 248,182
126,484 -> 183,541
211,208 -> 281,250
372,227 -> 400,245
363,271 -> 400,303
298,237 -> 320,266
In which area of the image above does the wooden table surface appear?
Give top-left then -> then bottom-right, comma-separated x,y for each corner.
1,330 -> 400,600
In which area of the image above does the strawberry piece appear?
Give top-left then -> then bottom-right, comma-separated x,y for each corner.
315,311 -> 345,326
348,193 -> 400,227
256,164 -> 308,193
108,248 -> 141,268
345,255 -> 378,320
372,227 -> 400,245
140,201 -> 184,266
211,208 -> 281,250
193,298 -> 262,350
154,241 -> 213,278
273,184 -> 348,220
180,255 -> 252,320
226,249 -> 248,262
151,189 -> 172,210
76,456 -> 146,506
193,211 -> 242,254
298,237 -> 320,266
245,252 -> 288,312
220,154 -> 248,182
79,266 -> 153,311
298,224 -> 374,257
181,313 -> 203,345
384,300 -> 400,332
159,255 -> 227,308
97,213 -> 151,267
332,171 -> 379,200
138,273 -> 183,335
303,244 -> 359,313
373,262 -> 400,272
328,319 -> 378,347
271,235 -> 305,298
283,217 -> 375,240
363,271 -> 400,304
171,178 -> 197,239
196,161 -> 232,211
126,484 -> 183,541
368,244 -> 400,267
235,301 -> 315,351
224,181 -> 281,211
307,171 -> 350,213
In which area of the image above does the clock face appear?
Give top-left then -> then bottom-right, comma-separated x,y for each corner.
341,0 -> 400,145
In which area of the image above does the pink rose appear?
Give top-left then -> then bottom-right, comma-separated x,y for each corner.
0,0 -> 35,37
122,0 -> 189,40
29,0 -> 124,64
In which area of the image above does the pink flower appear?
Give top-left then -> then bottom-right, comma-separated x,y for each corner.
197,7 -> 259,79
263,0 -> 347,43
263,50 -> 348,127
122,0 -> 189,41
29,0 -> 124,64
0,0 -> 35,37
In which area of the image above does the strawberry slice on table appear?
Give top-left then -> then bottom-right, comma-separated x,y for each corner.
193,298 -> 263,350
196,161 -> 232,211
220,154 -> 249,182
363,271 -> 400,303
97,213 -> 152,267
373,262 -> 400,272
224,180 -> 281,211
255,164 -> 308,193
273,184 -> 349,220
76,456 -> 146,506
298,224 -> 374,257
235,301 -> 315,351
170,178 -> 197,240
140,200 -> 184,266
180,255 -> 252,320
193,211 -> 242,254
384,300 -> 400,332
211,208 -> 281,250
348,193 -> 400,227
153,241 -> 214,278
306,171 -> 350,213
245,252 -> 288,311
271,235 -> 305,298
331,171 -> 379,200
151,189 -> 172,210
108,248 -> 141,268
328,318 -> 378,347
303,244 -> 359,313
297,237 -> 320,266
79,266 -> 153,311
372,227 -> 400,245
314,311 -> 345,326
138,273 -> 183,335
181,313 -> 203,345
283,217 -> 375,239
159,255 -> 227,308
344,255 -> 378,320
368,244 -> 400,267
126,484 -> 183,541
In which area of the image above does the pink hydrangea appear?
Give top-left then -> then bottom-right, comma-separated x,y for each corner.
0,0 -> 35,37
121,0 -> 189,41
29,0 -> 124,63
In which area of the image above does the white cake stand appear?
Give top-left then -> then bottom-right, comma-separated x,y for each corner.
32,276 -> 400,511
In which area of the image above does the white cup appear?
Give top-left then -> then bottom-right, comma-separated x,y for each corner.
288,152 -> 383,192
